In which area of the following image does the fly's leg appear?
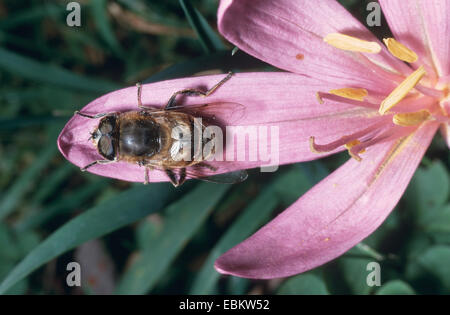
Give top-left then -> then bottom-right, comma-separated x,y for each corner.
196,162 -> 217,172
75,111 -> 115,119
81,159 -> 115,171
165,72 -> 233,110
136,83 -> 159,111
138,161 -> 153,185
137,82 -> 143,108
144,166 -> 151,185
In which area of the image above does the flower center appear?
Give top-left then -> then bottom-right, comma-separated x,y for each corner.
310,33 -> 448,161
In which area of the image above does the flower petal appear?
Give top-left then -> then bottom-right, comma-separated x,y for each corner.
58,73 -> 384,183
379,0 -> 450,77
218,0 -> 409,90
215,122 -> 438,279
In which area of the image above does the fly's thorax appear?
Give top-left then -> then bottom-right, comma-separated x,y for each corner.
116,111 -> 162,160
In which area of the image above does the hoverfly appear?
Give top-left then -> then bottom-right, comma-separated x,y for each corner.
74,72 -> 247,187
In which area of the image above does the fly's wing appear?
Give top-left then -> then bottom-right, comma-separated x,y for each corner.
148,102 -> 246,125
197,170 -> 248,184
184,162 -> 248,184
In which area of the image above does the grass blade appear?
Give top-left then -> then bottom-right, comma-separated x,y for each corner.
116,182 -> 230,294
90,0 -> 124,57
13,178 -> 110,233
0,144 -> 57,221
0,183 -> 176,294
179,0 -> 225,54
189,186 -> 277,294
0,47 -> 119,93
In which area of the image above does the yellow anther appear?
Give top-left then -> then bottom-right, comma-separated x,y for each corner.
393,110 -> 430,126
329,88 -> 368,101
383,38 -> 418,63
316,92 -> 324,104
309,136 -> 321,153
344,139 -> 366,153
324,33 -> 381,53
379,66 -> 426,114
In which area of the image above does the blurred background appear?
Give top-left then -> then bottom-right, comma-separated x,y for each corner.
0,0 -> 449,295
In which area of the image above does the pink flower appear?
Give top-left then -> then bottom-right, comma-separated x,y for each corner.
214,0 -> 450,278
58,72 -> 375,182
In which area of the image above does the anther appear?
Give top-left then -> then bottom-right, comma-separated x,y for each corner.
324,33 -> 381,53
379,66 -> 426,114
329,88 -> 368,101
393,110 -> 431,127
383,38 -> 418,63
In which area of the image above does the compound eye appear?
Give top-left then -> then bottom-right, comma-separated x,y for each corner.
99,116 -> 116,134
98,135 -> 115,160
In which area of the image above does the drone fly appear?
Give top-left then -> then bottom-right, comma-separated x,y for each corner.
74,72 -> 247,186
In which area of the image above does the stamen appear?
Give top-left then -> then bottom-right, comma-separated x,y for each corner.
324,33 -> 382,54
393,110 -> 430,127
309,120 -> 387,154
345,139 -> 366,153
379,66 -> 426,114
318,92 -> 381,109
355,52 -> 405,84
316,92 -> 324,104
309,136 -> 322,154
414,84 -> 446,99
349,125 -> 414,161
383,38 -> 418,63
329,88 -> 368,101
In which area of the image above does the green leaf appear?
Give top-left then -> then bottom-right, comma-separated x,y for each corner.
0,47 -> 119,93
226,276 -> 250,295
0,3 -> 63,30
0,261 -> 28,295
0,142 -> 58,221
116,183 -> 230,294
90,0 -> 124,57
417,245 -> 450,293
144,50 -> 268,84
189,186 -> 278,294
179,0 -> 225,54
272,162 -> 328,206
339,257 -> 374,295
28,164 -> 75,206
404,161 -> 449,216
277,274 -> 329,295
376,280 -> 415,295
14,178 -> 110,232
416,204 -> 450,244
0,183 -> 176,294
0,224 -> 20,262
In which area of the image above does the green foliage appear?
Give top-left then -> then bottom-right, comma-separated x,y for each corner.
116,183 -> 230,294
376,280 -> 415,295
277,274 -> 329,295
